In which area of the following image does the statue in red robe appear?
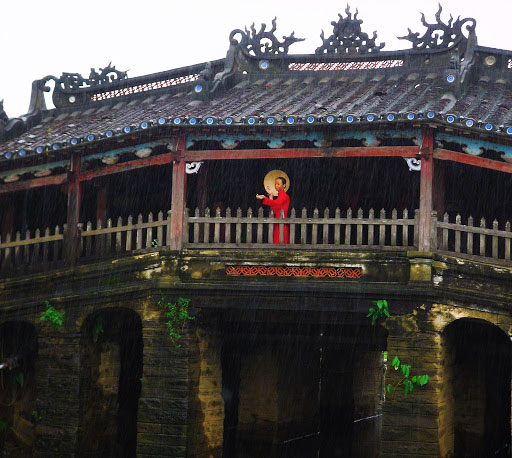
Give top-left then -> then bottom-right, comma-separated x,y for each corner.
256,177 -> 290,244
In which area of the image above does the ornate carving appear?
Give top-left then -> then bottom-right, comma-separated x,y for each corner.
56,63 -> 128,91
398,4 -> 476,50
226,265 -> 363,278
404,158 -> 421,171
186,162 -> 203,174
315,5 -> 384,55
0,100 -> 8,141
229,17 -> 304,56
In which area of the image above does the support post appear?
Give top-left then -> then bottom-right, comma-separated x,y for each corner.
418,127 -> 434,252
169,136 -> 187,250
64,153 -> 82,265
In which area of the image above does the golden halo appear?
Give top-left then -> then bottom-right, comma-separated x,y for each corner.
263,170 -> 290,197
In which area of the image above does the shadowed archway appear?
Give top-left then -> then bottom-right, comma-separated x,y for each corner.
77,308 -> 143,458
441,318 -> 511,458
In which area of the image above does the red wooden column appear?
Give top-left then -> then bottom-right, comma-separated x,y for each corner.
64,153 -> 82,265
418,127 -> 434,252
169,136 -> 187,250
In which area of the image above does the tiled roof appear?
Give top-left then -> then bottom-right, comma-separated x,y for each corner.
2,8 -> 512,169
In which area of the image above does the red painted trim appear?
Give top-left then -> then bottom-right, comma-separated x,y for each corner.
418,128 -> 434,252
78,153 -> 173,181
434,149 -> 512,174
226,265 -> 363,278
184,146 -> 420,161
169,136 -> 187,250
65,153 -> 82,265
0,174 -> 67,194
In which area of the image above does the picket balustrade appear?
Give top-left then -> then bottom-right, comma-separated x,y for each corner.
436,213 -> 512,263
2,207 -> 512,276
185,207 -> 417,250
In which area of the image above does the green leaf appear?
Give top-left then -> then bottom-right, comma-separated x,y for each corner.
411,376 -> 417,383
383,351 -> 388,361
384,309 -> 391,317
418,375 -> 429,386
93,316 -> 104,343
391,356 -> 400,370
387,384 -> 393,393
15,372 -> 24,387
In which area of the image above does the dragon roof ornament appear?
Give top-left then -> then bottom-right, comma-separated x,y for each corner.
398,4 -> 476,50
55,63 -> 128,91
229,17 -> 304,57
315,5 -> 385,55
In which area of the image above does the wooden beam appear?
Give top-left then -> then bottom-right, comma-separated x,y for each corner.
79,153 -> 172,182
184,146 -> 420,161
434,148 -> 512,174
169,136 -> 187,250
418,128 -> 434,252
0,174 -> 67,195
64,153 -> 82,265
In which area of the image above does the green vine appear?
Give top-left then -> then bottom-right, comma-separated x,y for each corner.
387,355 -> 429,397
40,301 -> 65,330
366,299 -> 390,325
158,297 -> 195,348
366,299 -> 429,397
14,371 -> 24,387
92,316 -> 104,343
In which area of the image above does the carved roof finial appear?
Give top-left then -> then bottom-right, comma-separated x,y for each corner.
229,17 -> 305,57
398,3 -> 476,50
56,63 -> 128,91
315,4 -> 385,55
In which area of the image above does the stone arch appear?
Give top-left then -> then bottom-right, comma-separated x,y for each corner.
77,307 -> 143,458
440,318 -> 511,457
0,321 -> 38,456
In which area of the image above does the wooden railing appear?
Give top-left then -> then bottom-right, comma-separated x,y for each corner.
79,211 -> 171,259
185,207 -> 418,250
435,213 -> 512,263
0,226 -> 65,271
2,208 -> 512,276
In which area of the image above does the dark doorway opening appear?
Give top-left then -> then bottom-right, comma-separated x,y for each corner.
442,319 -> 511,458
77,308 -> 143,458
0,321 -> 38,456
221,315 -> 387,457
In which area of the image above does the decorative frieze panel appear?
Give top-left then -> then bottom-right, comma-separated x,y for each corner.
226,265 -> 363,278
288,60 -> 403,71
90,74 -> 200,101
435,132 -> 512,162
186,129 -> 421,151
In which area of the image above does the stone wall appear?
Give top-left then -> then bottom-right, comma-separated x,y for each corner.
382,303 -> 512,458
0,249 -> 511,456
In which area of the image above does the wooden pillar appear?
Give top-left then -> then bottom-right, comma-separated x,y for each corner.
418,128 -> 434,252
96,182 -> 108,223
64,153 -> 82,265
169,136 -> 187,251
